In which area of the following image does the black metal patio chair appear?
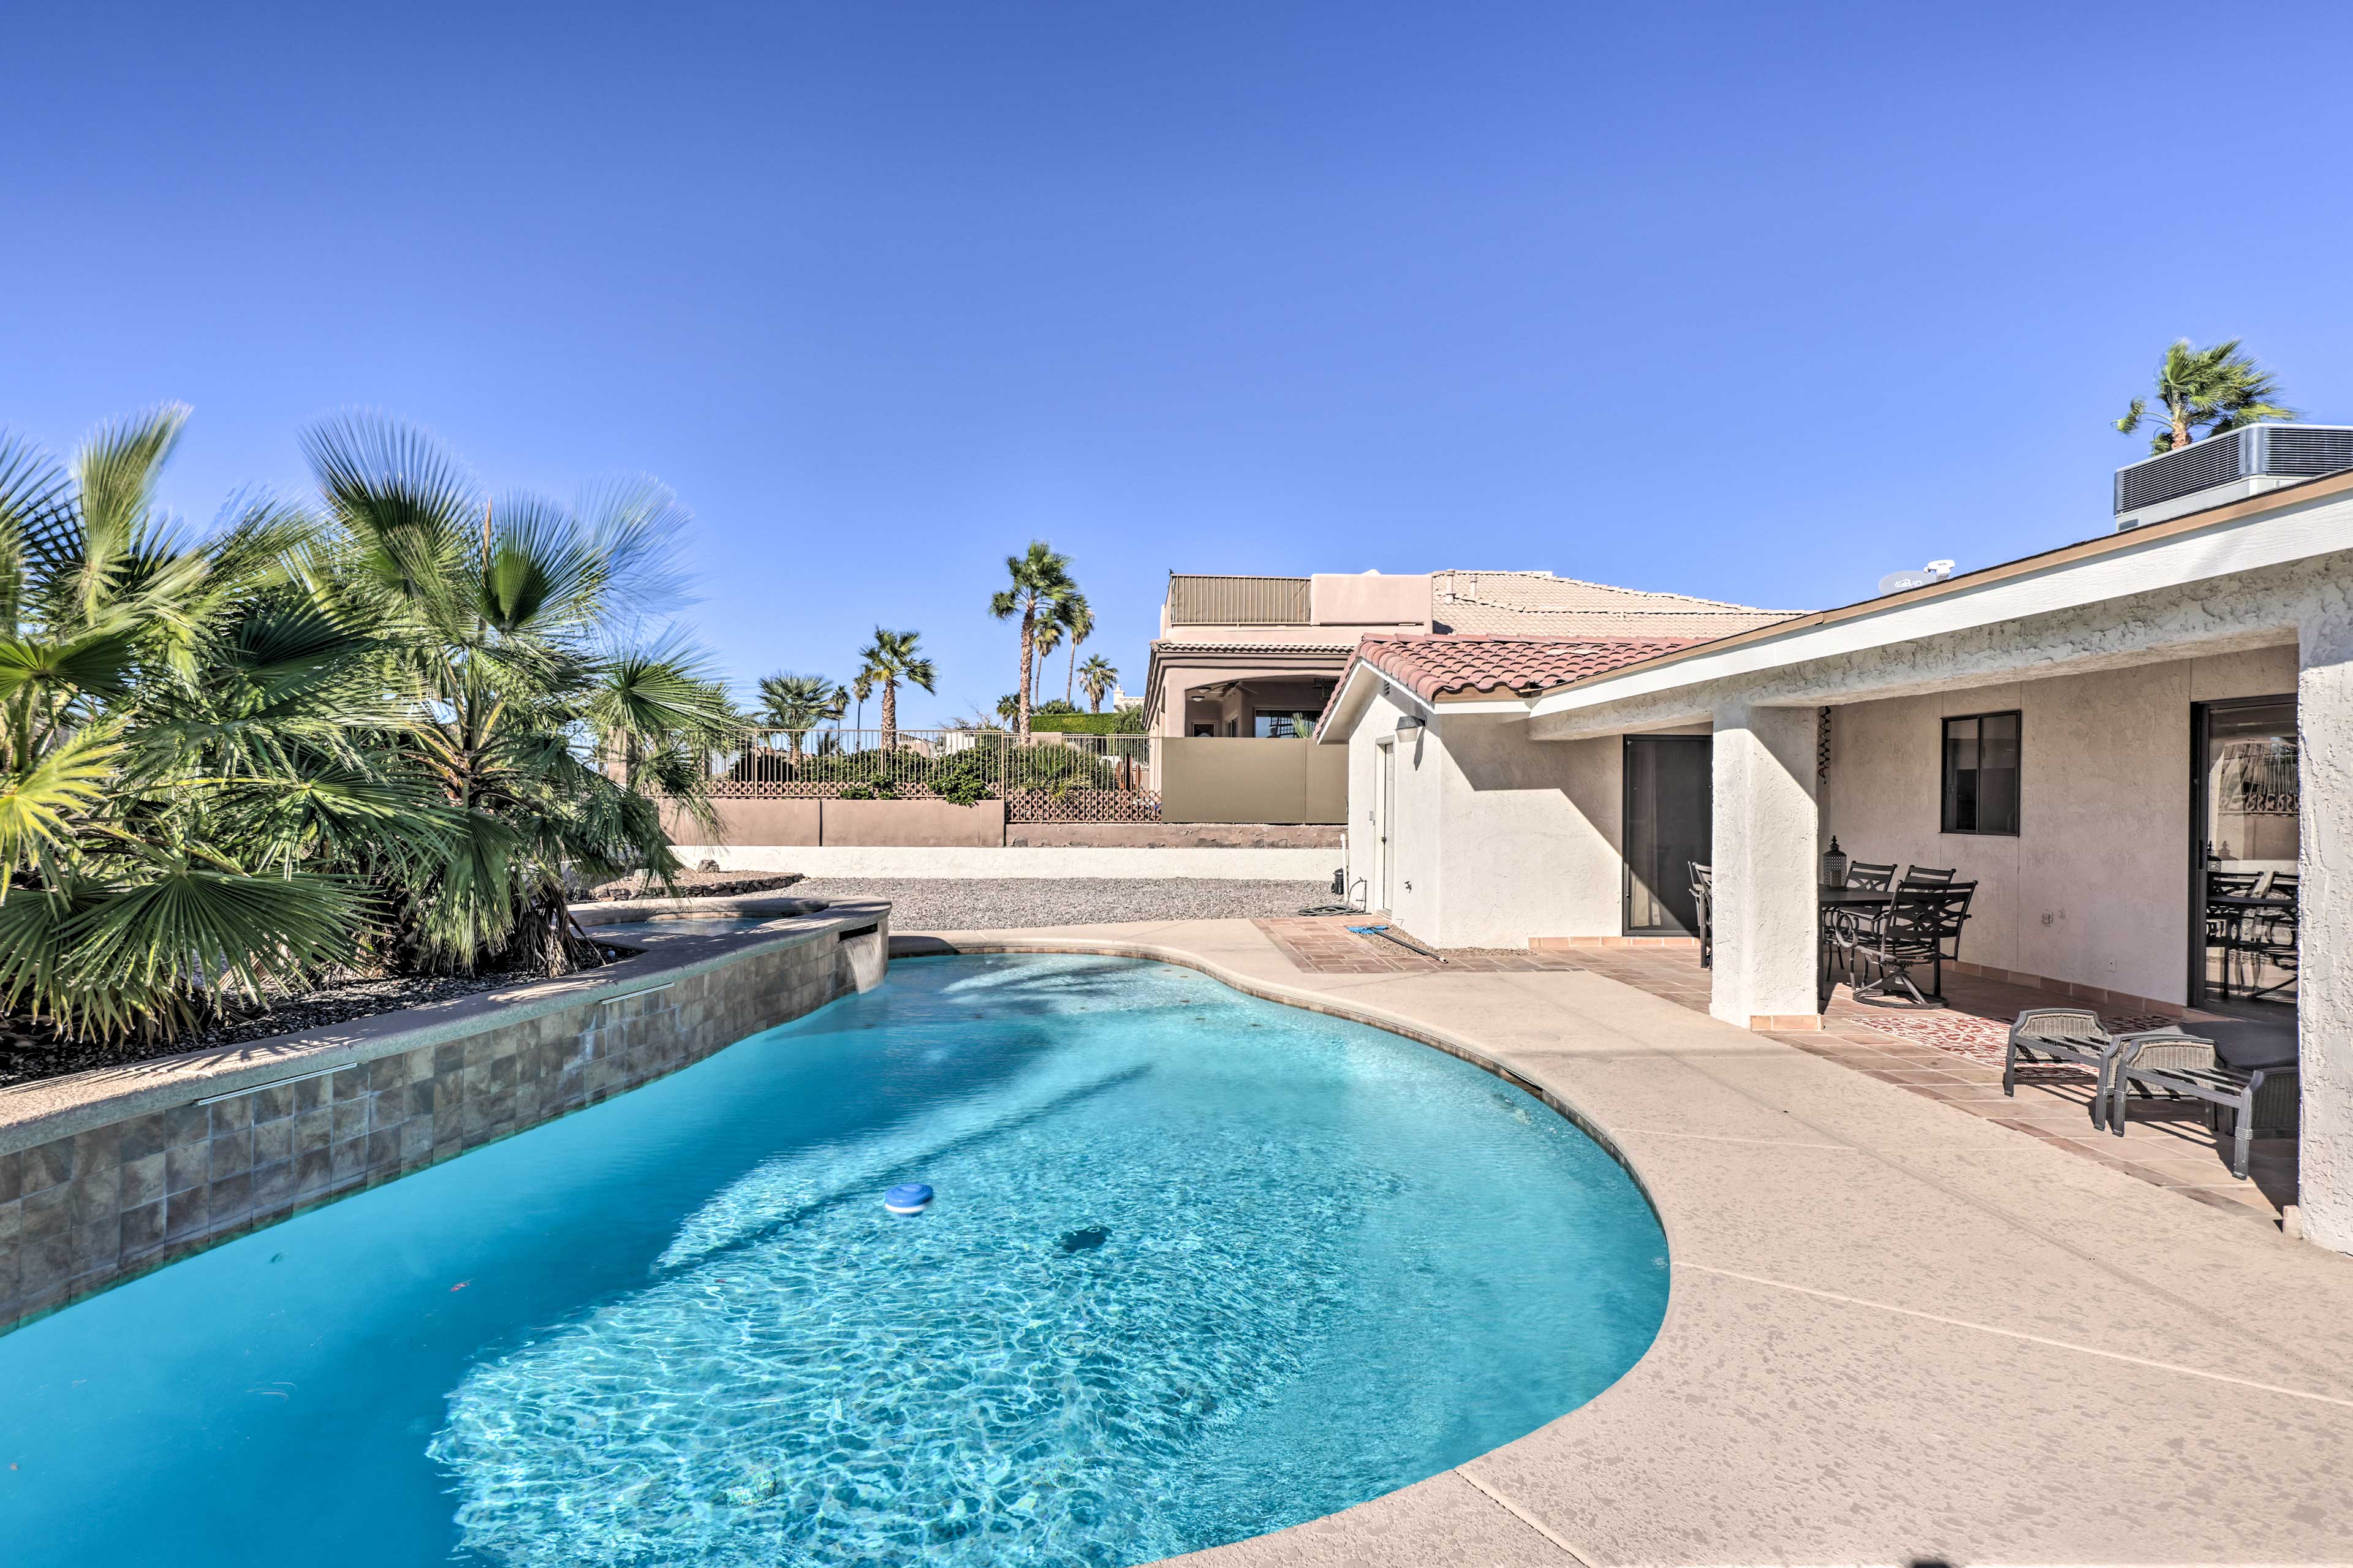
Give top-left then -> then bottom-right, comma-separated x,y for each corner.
1840,879 -> 1976,1006
1689,861 -> 1713,969
1845,861 -> 1897,892
1898,864 -> 1955,885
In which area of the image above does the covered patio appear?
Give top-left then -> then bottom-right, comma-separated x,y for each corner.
1313,468 -> 2353,1252
1518,475 -> 2351,1247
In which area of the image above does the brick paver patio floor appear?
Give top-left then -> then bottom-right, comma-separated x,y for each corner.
1251,917 -> 1588,974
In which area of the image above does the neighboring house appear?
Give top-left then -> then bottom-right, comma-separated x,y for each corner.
1141,569 -> 1790,739
1315,459 -> 2353,1256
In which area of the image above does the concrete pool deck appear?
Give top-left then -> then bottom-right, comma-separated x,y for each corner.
896,918 -> 2353,1567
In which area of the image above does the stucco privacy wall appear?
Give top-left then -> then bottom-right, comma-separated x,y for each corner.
673,844 -> 1336,879
1821,645 -> 2300,1006
0,911 -> 889,1334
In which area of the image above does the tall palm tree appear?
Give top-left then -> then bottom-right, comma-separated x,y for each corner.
1078,654 -> 1119,713
1059,595 -> 1095,705
756,671 -> 839,756
855,627 -> 934,752
987,540 -> 1075,733
2115,339 -> 2298,454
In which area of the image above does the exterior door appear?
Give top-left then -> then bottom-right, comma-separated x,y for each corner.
2189,695 -> 2299,1007
1623,735 -> 1712,936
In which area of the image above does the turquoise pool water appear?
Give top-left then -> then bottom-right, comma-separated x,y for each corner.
0,955 -> 1666,1567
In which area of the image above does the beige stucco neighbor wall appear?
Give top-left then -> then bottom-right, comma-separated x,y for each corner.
664,797 -> 822,846
0,909 -> 889,1335
820,798 -> 1006,846
1162,738 -> 1345,824
1821,645 -> 2297,1006
662,798 -> 1004,848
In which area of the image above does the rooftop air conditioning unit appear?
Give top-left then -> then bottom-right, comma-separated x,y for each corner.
2113,423 -> 2353,531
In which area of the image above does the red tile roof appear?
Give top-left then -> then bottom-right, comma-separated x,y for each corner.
1337,634 -> 1710,707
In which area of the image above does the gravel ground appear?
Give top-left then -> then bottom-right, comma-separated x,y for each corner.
791,877 -> 1332,931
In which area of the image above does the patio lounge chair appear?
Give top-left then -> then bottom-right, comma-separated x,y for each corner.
2108,1031 -> 2296,1180
2003,1008 -> 2143,1129
1841,879 -> 1976,1005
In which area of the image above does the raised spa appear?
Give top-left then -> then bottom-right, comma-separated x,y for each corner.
0,954 -> 1666,1566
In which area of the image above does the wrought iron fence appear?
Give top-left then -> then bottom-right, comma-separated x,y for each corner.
704,730 -> 1160,822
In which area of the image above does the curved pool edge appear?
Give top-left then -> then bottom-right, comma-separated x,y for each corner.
888,930 -> 1683,1568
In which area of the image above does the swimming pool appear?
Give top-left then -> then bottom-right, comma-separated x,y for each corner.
0,954 -> 1666,1567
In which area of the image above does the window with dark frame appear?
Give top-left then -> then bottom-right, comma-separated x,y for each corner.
1941,711 -> 2020,835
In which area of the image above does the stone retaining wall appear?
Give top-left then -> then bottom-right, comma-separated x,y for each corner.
0,906 -> 889,1335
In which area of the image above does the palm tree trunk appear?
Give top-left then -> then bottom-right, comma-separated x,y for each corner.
881,680 -> 897,752
1066,637 -> 1078,705
1017,611 -> 1036,733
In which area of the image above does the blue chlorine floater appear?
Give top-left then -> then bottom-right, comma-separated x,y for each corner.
884,1182 -> 934,1216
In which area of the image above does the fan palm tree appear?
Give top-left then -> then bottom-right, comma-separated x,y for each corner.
1078,654 -> 1119,713
855,627 -> 934,752
1031,613 -> 1066,701
301,412 -> 736,974
2115,339 -> 2298,454
0,405 -> 396,1040
987,540 -> 1076,733
756,671 -> 839,755
1058,596 -> 1095,705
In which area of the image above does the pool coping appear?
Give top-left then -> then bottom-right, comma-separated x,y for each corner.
892,920 -> 2353,1567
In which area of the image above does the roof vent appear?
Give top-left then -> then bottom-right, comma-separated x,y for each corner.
2114,423 -> 2353,531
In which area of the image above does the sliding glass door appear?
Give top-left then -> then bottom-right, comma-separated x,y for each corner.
1623,735 -> 1711,936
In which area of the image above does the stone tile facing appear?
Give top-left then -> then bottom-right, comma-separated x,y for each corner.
0,916 -> 887,1335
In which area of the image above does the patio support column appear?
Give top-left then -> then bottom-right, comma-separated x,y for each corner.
2299,602 -> 2353,1253
1708,702 -> 1821,1031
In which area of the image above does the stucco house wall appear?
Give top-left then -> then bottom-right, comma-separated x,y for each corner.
1431,717 -> 1623,947
1343,695 -> 1629,948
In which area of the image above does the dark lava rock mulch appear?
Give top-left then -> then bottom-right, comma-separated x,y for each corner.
582,869 -> 805,903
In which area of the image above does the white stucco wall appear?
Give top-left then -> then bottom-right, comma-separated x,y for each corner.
1341,694 -> 1626,947
1819,645 -> 2297,1005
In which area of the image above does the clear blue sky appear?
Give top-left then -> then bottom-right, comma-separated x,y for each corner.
8,2 -> 2352,725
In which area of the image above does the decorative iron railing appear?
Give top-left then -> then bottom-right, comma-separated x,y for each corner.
703,730 -> 1159,822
